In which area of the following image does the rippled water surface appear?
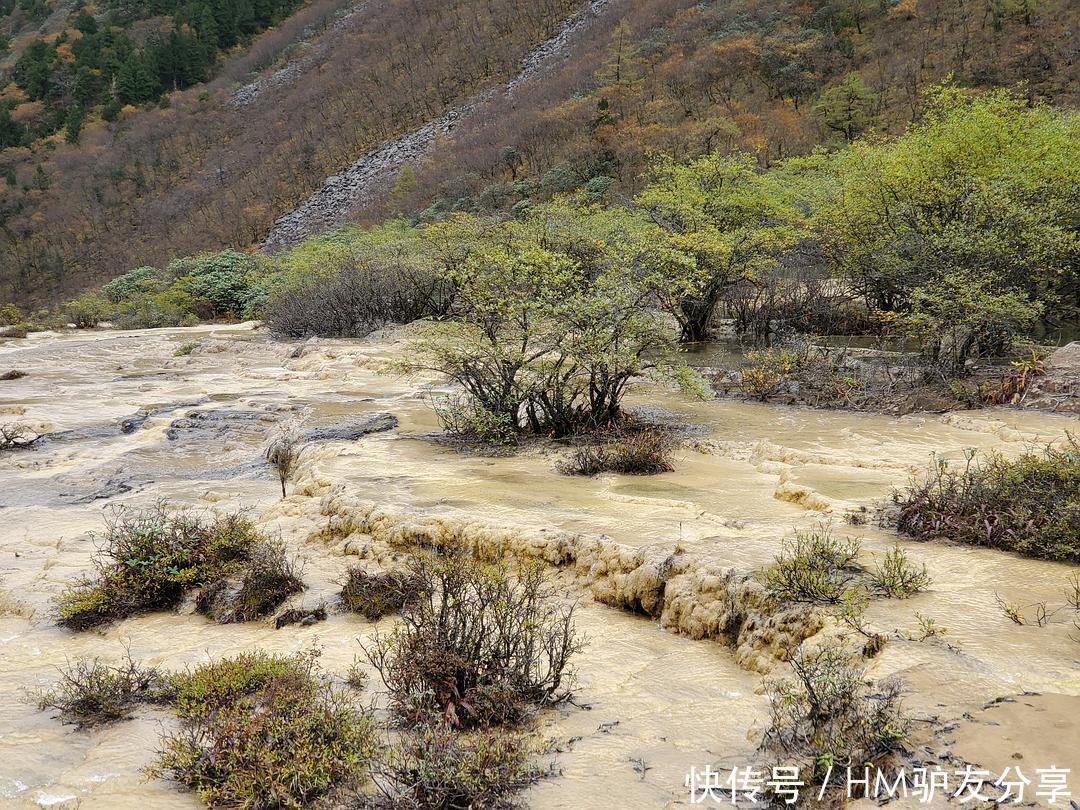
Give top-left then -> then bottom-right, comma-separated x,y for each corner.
1,324 -> 1077,808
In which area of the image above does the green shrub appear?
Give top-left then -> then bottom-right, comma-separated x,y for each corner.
38,654 -> 169,727
168,650 -> 308,719
894,440 -> 1080,561
432,395 -> 519,446
375,723 -> 543,809
112,287 -> 195,329
63,292 -> 110,328
761,645 -> 907,789
150,649 -> 378,809
0,303 -> 22,326
899,270 -> 1041,373
172,249 -> 266,319
869,544 -> 931,598
341,566 -> 423,620
365,553 -> 582,729
760,528 -> 861,604
738,348 -> 799,401
558,427 -> 676,475
101,266 -> 169,304
56,506 -> 299,628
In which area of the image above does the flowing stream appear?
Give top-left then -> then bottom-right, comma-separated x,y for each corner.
0,324 -> 1077,808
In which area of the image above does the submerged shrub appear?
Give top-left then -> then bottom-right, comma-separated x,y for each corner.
558,427 -> 676,476
196,538 -> 303,624
340,566 -> 423,620
432,394 -> 518,446
869,544 -> 931,598
374,723 -> 543,809
0,422 -> 40,451
761,645 -> 907,788
38,654 -> 169,728
760,528 -> 862,604
151,649 -> 378,809
365,553 -> 582,729
894,440 -> 1080,561
56,505 -> 300,628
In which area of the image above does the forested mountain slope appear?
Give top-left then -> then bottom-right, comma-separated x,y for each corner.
1,0 -> 1076,307
0,0 -> 583,304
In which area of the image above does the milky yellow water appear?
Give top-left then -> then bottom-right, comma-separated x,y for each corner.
0,324 -> 1077,809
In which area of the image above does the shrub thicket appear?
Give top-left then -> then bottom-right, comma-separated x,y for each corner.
150,649 -> 379,809
365,553 -> 582,729
340,566 -> 423,620
558,427 -> 676,476
894,441 -> 1080,561
56,505 -> 301,628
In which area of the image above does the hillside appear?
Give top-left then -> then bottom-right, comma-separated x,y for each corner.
1,0 -> 1077,307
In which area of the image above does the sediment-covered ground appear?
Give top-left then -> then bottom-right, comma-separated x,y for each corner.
1,324 -> 1077,808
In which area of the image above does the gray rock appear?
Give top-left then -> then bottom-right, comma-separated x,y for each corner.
302,412 -> 397,442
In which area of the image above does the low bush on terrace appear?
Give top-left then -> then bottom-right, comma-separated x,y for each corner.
407,204 -> 684,440
737,347 -> 800,402
558,426 -> 676,476
761,527 -> 931,606
372,722 -> 544,809
761,645 -> 908,792
760,528 -> 862,604
56,505 -> 301,629
37,653 -> 169,728
894,440 -> 1080,561
149,649 -> 379,809
340,566 -> 424,620
364,552 -> 582,729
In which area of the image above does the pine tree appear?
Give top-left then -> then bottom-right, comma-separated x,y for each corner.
0,107 -> 23,150
115,54 -> 158,105
64,105 -> 85,144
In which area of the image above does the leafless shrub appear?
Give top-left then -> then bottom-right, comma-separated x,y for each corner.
38,651 -> 169,728
266,429 -> 303,499
264,260 -> 451,338
0,422 -> 40,451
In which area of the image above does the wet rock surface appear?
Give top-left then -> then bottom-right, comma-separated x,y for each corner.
1025,341 -> 1080,413
302,412 -> 397,442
